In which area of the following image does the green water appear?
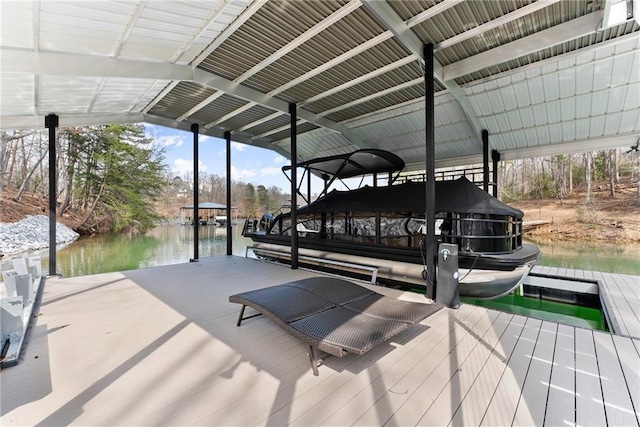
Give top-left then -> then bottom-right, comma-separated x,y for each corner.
1,224 -> 253,277
459,239 -> 639,331
461,291 -> 607,331
532,238 -> 640,275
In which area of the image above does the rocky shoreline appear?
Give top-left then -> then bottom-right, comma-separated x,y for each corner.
0,215 -> 79,256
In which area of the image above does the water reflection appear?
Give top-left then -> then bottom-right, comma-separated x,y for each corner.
2,224 -> 253,278
2,225 -> 639,278
530,238 -> 640,275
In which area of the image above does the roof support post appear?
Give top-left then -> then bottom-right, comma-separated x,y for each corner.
289,103 -> 299,270
191,123 -> 199,262
482,130 -> 489,193
225,130 -> 232,256
424,44 -> 436,300
45,114 -> 59,277
307,169 -> 312,204
492,149 -> 501,198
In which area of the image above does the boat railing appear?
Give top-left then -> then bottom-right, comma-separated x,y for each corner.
439,215 -> 523,253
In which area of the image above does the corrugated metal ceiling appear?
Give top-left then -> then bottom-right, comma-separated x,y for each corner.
1,0 -> 639,169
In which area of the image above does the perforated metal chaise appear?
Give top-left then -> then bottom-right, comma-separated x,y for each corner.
229,277 -> 443,375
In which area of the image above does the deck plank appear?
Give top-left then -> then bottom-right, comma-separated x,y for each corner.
381,309 -> 502,426
575,328 -> 607,427
344,306 -> 490,427
593,332 -> 640,427
512,321 -> 557,426
544,323 -> 576,426
613,335 -> 640,423
479,317 -> 542,426
447,314 -> 527,426
3,258 -> 640,427
602,272 -> 640,338
414,312 -> 513,426
226,305 -> 459,427
306,307 -> 460,427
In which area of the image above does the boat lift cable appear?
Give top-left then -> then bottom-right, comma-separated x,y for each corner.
458,253 -> 480,283
419,237 -> 432,287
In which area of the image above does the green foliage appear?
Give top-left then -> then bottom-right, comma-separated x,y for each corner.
61,124 -> 167,233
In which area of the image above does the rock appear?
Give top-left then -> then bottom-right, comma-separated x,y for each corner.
0,215 -> 79,255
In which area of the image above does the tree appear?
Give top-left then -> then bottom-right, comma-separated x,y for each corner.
256,185 -> 269,213
67,125 -> 167,233
243,183 -> 256,217
13,132 -> 48,202
609,149 -> 616,197
585,152 -> 592,203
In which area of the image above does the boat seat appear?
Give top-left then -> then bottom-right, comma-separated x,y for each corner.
229,277 -> 443,375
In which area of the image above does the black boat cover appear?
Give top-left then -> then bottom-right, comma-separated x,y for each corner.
282,149 -> 405,180
297,177 -> 523,218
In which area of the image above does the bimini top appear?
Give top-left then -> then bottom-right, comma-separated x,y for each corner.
282,149 -> 405,181
296,177 -> 523,218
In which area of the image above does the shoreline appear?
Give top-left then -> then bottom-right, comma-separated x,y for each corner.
0,215 -> 79,257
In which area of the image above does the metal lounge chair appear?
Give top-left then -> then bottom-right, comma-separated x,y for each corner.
229,277 -> 443,375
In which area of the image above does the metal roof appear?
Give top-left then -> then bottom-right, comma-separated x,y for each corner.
2,0 -> 639,168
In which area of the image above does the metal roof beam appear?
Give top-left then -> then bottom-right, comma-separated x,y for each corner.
1,49 -> 361,144
2,50 -> 195,80
192,68 -> 364,145
234,0 -> 362,84
435,0 -> 562,50
443,11 -> 604,81
405,0 -> 464,28
500,133 -> 640,161
361,0 -> 430,70
252,119 -> 305,140
171,0 -> 290,120
319,77 -> 423,117
0,113 -> 144,130
235,111 -> 281,132
268,31 -> 392,97
112,0 -> 146,58
361,0 -> 483,137
204,101 -> 256,128
301,56 -> 415,106
143,0 -> 266,114
176,91 -> 224,122
211,0 -> 471,125
143,81 -> 180,113
191,0 -> 268,66
171,0 -> 235,63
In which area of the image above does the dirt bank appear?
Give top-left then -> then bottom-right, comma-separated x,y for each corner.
512,181 -> 640,243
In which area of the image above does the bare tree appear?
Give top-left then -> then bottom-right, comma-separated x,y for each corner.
568,154 -> 573,193
585,152 -> 592,203
13,133 -> 48,202
609,149 -> 616,197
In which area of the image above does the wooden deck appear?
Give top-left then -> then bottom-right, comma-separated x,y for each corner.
532,265 -> 640,339
2,257 -> 639,426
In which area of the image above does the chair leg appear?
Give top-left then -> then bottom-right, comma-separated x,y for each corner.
308,345 -> 320,376
236,305 -> 246,326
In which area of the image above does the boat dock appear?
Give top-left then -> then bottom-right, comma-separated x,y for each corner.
2,257 -> 639,426
531,265 -> 640,339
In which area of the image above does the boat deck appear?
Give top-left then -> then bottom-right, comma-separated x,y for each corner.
2,257 -> 639,426
532,265 -> 640,339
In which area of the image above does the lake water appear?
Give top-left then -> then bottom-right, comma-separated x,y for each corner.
2,223 -> 639,278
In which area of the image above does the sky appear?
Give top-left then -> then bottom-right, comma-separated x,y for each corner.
145,123 -> 293,192
144,123 -> 337,195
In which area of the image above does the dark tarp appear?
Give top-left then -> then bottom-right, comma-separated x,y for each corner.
282,149 -> 405,180
297,177 -> 523,218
